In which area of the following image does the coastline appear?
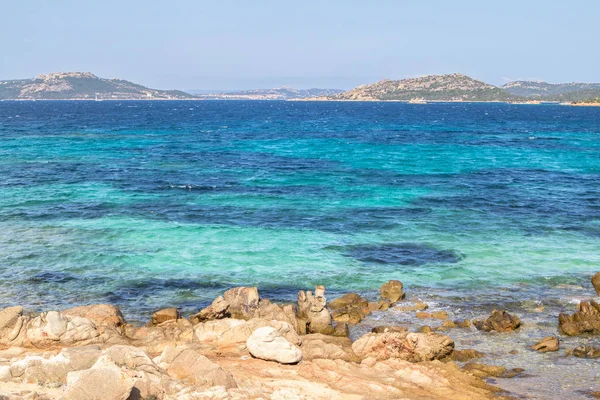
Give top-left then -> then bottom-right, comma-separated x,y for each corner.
2,98 -> 597,105
1,278 -> 599,399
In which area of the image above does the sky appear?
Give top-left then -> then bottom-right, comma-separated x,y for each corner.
1,0 -> 599,91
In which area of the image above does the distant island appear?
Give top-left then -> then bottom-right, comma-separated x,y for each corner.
0,72 -> 195,100
325,73 -> 600,104
1,72 -> 599,104
194,87 -> 344,100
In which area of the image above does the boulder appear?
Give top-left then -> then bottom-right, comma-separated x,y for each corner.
572,345 -> 600,359
0,306 -> 25,345
223,287 -> 260,319
126,318 -> 194,352
190,296 -> 230,325
19,345 -> 102,385
473,310 -> 521,332
380,280 -> 405,302
439,320 -> 456,330
26,311 -> 100,348
592,271 -> 600,296
328,293 -> 370,324
194,318 -> 300,355
151,308 -> 181,326
351,331 -> 454,362
454,319 -> 471,328
103,345 -> 162,375
246,326 -> 302,364
297,286 -> 334,335
531,336 -> 559,352
158,345 -> 237,388
62,356 -> 136,400
332,322 -> 349,337
62,304 -> 125,331
300,334 -> 359,362
559,300 -> 600,335
255,299 -> 301,334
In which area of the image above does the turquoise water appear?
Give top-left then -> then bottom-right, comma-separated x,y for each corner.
0,100 -> 599,321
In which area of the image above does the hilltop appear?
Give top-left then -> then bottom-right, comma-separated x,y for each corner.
329,73 -> 514,102
196,87 -> 344,100
0,72 -> 195,100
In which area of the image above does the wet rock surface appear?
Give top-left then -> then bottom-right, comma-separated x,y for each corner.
531,336 -> 559,352
473,310 -> 521,332
558,300 -> 600,335
151,308 -> 181,326
571,345 -> 600,359
592,271 -> 600,296
379,280 -> 405,303
328,292 -> 371,324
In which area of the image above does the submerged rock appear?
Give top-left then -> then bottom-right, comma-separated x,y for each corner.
371,325 -> 408,334
416,311 -> 448,320
246,326 -> 302,364
463,363 -> 506,378
445,349 -> 485,362
558,300 -> 600,335
473,310 -> 521,332
531,336 -> 559,352
572,345 -> 600,359
380,280 -> 405,302
394,302 -> 429,312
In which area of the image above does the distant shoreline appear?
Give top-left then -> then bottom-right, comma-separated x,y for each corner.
1,98 -> 599,106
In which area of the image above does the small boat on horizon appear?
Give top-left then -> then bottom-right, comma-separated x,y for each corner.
408,98 -> 427,104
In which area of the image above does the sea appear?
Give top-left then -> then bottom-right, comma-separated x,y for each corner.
0,100 -> 599,398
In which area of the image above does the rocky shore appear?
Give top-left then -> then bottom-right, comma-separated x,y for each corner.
1,275 -> 600,400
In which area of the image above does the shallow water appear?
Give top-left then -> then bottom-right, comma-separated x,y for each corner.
1,100 -> 599,398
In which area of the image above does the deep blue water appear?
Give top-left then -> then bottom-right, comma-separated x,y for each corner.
0,100 -> 599,320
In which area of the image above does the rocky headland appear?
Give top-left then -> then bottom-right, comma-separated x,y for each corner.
0,73 -> 195,100
322,73 -> 600,104
1,275 -> 600,399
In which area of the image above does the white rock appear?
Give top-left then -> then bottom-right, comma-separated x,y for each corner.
63,355 -> 135,400
246,326 -> 302,364
0,365 -> 11,381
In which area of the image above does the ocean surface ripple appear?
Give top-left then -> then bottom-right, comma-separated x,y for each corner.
0,100 -> 599,321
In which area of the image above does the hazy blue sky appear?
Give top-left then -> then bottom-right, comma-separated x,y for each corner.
2,1 -> 599,90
